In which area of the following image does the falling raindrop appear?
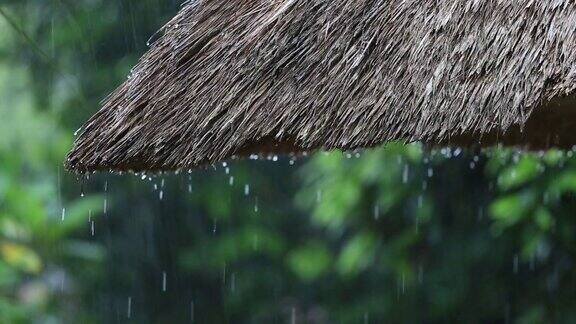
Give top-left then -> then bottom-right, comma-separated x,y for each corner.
373,204 -> 380,220
103,180 -> 108,215
91,221 -> 95,236
212,219 -> 217,234
513,255 -> 519,274
254,197 -> 259,213
159,190 -> 164,201
291,307 -> 296,324
244,184 -> 250,196
127,297 -> 132,319
80,177 -> 85,197
230,273 -> 236,293
229,176 -> 235,186
418,265 -> 424,284
402,164 -> 410,183
61,208 -> 66,221
427,167 -> 434,178
162,271 -> 167,292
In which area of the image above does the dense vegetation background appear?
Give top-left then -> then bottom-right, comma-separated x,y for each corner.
0,1 -> 575,323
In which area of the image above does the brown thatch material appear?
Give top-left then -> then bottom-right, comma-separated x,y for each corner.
66,0 -> 576,172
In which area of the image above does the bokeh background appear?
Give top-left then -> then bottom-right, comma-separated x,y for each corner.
1,1 -> 576,323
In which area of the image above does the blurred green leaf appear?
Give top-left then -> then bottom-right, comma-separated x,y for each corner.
337,233 -> 376,277
0,242 -> 42,274
288,241 -> 331,281
497,156 -> 539,190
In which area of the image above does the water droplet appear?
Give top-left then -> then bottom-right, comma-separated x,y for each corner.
61,208 -> 66,221
244,184 -> 250,196
230,273 -> 236,293
418,265 -> 424,283
127,297 -> 132,318
402,164 -> 409,183
229,176 -> 234,186
162,271 -> 167,292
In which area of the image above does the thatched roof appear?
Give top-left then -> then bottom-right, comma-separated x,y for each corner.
66,0 -> 576,172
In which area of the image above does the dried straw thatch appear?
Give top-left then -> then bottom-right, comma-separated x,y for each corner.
66,0 -> 576,172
